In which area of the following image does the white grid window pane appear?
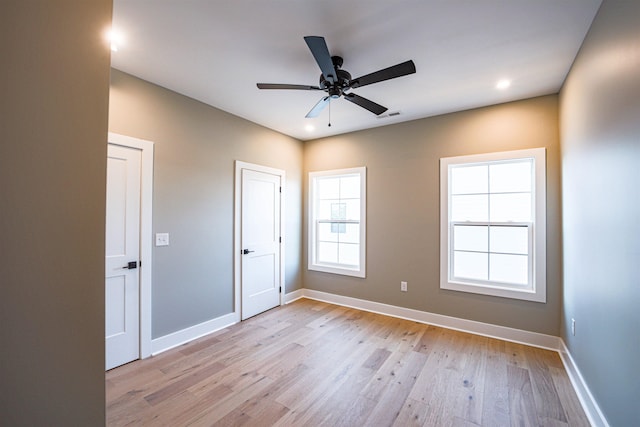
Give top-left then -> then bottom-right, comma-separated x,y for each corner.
318,242 -> 338,264
454,251 -> 488,281
489,253 -> 528,285
489,193 -> 531,222
452,195 -> 489,221
490,226 -> 529,255
318,199 -> 339,220
451,165 -> 488,195
453,225 -> 488,252
340,176 -> 360,199
489,161 -> 532,193
340,223 -> 360,244
318,222 -> 339,242
330,202 -> 346,220
317,177 -> 340,199
338,243 -> 360,266
343,199 -> 360,220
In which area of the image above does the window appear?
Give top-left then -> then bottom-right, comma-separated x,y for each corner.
440,148 -> 546,302
309,167 -> 366,277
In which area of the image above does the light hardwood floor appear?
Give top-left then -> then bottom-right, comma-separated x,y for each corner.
106,299 -> 589,426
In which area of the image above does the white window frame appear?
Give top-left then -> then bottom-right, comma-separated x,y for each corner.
440,148 -> 546,302
309,167 -> 366,278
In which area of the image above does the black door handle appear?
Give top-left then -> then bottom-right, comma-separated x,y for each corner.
242,249 -> 255,255
122,261 -> 138,269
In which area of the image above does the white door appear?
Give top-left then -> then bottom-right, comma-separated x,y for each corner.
241,168 -> 282,320
105,144 -> 141,370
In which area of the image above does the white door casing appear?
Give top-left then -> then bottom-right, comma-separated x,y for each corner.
235,162 -> 285,320
106,133 -> 154,369
105,144 -> 141,370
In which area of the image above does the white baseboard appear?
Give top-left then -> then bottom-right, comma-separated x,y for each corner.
301,289 -> 561,351
151,312 -> 239,355
558,340 -> 610,427
151,289 -> 559,355
283,288 -> 304,304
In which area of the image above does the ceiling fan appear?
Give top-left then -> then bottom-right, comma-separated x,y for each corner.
257,36 -> 416,118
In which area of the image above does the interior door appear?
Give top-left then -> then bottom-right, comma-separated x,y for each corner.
105,144 -> 141,370
241,168 -> 281,320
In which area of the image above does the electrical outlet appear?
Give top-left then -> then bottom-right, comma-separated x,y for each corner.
400,281 -> 408,292
571,318 -> 576,336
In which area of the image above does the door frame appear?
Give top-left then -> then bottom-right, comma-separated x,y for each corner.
107,132 -> 154,359
234,161 -> 285,320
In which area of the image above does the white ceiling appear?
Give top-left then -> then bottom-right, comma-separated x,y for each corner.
111,1 -> 601,141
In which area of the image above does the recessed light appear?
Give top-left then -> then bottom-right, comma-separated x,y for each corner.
496,79 -> 511,90
106,28 -> 124,52
305,124 -> 315,132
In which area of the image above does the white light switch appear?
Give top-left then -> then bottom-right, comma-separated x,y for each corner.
155,233 -> 169,246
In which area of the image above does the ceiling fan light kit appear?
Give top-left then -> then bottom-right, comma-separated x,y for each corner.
257,36 -> 416,119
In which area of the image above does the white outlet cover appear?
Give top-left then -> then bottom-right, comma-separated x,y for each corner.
155,233 -> 170,246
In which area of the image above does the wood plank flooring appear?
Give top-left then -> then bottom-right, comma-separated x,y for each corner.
106,299 -> 590,426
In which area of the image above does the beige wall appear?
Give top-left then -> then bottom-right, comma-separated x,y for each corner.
109,70 -> 303,337
0,2 -> 112,425
560,0 -> 640,424
304,95 -> 561,335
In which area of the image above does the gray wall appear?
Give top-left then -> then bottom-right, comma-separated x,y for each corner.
304,95 -> 562,335
108,70 -> 303,338
560,0 -> 640,425
0,2 -> 112,425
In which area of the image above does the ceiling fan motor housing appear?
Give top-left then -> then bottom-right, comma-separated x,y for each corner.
319,56 -> 352,98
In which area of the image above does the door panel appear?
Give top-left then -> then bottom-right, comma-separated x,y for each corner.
106,144 -> 141,370
241,168 -> 281,320
105,276 -> 126,337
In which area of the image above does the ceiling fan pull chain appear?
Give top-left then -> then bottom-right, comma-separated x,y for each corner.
328,100 -> 331,127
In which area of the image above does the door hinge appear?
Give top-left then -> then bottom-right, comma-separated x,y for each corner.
279,186 -> 282,193
279,237 -> 282,243
279,286 -> 282,293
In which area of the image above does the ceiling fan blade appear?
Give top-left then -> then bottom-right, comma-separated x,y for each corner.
257,83 -> 321,90
305,96 -> 331,118
349,60 -> 416,89
344,93 -> 388,115
304,36 -> 336,84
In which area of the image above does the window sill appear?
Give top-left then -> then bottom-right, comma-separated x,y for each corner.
441,279 -> 546,303
309,264 -> 366,278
